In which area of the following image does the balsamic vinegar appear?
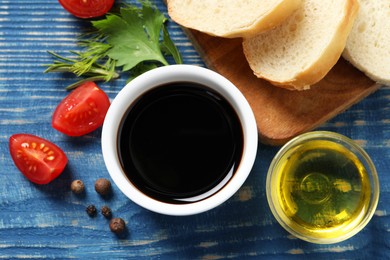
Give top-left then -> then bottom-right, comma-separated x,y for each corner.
117,82 -> 244,204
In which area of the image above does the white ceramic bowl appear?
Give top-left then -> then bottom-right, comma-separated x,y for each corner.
101,65 -> 258,216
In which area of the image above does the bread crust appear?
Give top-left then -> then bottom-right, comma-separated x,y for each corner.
223,0 -> 302,38
243,0 -> 360,91
342,0 -> 390,86
167,0 -> 302,38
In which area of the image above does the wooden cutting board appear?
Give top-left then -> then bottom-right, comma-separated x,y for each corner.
185,29 -> 381,145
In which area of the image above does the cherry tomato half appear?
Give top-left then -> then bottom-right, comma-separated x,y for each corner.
58,0 -> 115,19
52,81 -> 110,136
9,134 -> 68,185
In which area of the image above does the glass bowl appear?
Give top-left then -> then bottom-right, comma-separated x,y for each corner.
266,131 -> 379,244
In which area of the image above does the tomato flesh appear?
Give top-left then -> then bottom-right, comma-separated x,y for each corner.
58,0 -> 115,19
9,134 -> 68,185
52,82 -> 110,136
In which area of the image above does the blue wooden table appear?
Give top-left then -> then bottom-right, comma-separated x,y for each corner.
0,0 -> 389,259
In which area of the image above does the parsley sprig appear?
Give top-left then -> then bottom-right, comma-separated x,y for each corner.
45,1 -> 182,90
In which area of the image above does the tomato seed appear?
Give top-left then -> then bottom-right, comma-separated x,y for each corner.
28,165 -> 37,172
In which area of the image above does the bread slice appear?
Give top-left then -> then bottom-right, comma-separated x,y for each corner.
342,0 -> 390,85
243,0 -> 359,90
167,0 -> 302,38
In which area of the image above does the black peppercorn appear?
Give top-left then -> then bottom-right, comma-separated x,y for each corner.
101,205 -> 112,218
86,205 -> 97,217
95,178 -> 111,196
109,218 -> 126,234
70,180 -> 85,194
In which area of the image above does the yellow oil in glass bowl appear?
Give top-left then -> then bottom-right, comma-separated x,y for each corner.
266,131 -> 379,244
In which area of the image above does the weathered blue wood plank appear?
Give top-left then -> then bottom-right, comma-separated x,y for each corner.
0,0 -> 389,259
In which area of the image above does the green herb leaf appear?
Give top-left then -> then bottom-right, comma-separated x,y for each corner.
93,3 -> 172,71
161,25 -> 183,64
44,1 -> 182,89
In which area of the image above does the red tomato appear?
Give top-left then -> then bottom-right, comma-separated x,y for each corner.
58,0 -> 115,19
9,134 -> 68,185
52,81 -> 110,136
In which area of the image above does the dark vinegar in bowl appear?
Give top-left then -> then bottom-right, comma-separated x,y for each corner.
117,82 -> 244,204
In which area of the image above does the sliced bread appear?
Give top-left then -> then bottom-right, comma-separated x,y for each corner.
166,0 -> 302,38
342,0 -> 390,85
243,0 -> 359,90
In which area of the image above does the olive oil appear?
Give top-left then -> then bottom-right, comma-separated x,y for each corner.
272,139 -> 372,240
